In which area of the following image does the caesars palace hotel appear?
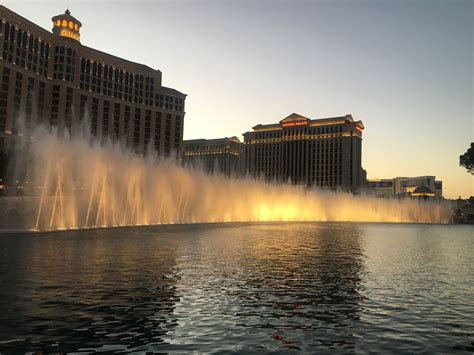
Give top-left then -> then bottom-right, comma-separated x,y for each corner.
242,113 -> 365,192
0,6 -> 186,155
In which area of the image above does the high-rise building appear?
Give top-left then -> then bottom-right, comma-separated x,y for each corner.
183,136 -> 242,177
0,6 -> 186,159
242,113 -> 365,191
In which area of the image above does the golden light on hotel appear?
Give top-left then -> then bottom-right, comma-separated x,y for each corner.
52,9 -> 82,43
59,29 -> 80,41
281,120 -> 309,128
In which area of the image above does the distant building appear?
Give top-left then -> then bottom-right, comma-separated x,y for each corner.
365,179 -> 394,197
183,136 -> 242,177
453,197 -> 474,224
367,176 -> 443,198
0,5 -> 186,160
394,176 -> 442,197
242,113 -> 365,192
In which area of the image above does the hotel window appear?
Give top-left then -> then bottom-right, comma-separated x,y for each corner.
3,23 -> 13,63
65,87 -> 73,129
79,95 -> 87,124
113,103 -> 120,141
164,114 -> 171,154
133,107 -> 141,146
25,77 -> 34,124
65,48 -> 76,82
144,110 -> 151,148
154,111 -> 162,152
51,85 -> 60,127
91,98 -> 99,136
102,100 -> 110,139
175,115 -> 182,145
124,105 -> 131,144
0,68 -> 9,132
37,81 -> 45,123
12,71 -> 23,134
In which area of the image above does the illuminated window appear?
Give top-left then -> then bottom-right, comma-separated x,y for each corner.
56,20 -> 61,26
69,21 -> 74,29
62,20 -> 67,27
74,24 -> 78,30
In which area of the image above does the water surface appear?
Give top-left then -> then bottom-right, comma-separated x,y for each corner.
0,222 -> 472,352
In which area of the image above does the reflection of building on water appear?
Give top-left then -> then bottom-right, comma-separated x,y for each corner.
0,230 -> 181,350
367,176 -> 443,198
234,224 -> 365,351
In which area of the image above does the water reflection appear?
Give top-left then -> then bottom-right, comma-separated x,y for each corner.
167,223 -> 366,352
0,223 -> 472,352
0,227 -> 181,351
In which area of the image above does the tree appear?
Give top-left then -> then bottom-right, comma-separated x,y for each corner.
459,142 -> 474,175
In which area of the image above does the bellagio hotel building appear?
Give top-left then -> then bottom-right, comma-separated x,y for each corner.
0,6 -> 186,156
242,113 -> 366,192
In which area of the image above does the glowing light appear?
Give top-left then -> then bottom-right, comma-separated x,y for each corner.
281,121 -> 308,127
12,121 -> 451,232
59,29 -> 80,42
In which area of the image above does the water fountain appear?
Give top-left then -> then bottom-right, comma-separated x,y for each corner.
4,122 -> 451,231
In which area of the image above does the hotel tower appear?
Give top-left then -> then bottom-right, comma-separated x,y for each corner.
242,113 -> 365,192
0,6 -> 186,159
183,136 -> 242,177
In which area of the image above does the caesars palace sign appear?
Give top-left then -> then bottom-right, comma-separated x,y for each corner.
281,120 -> 308,128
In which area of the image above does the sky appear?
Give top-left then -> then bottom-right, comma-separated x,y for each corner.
4,0 -> 473,198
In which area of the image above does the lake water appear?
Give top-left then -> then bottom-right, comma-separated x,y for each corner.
0,222 -> 472,352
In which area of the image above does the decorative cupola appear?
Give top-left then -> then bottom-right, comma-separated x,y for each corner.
52,9 -> 82,43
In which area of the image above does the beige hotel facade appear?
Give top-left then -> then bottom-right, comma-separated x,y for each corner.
0,6 -> 186,156
242,113 -> 366,192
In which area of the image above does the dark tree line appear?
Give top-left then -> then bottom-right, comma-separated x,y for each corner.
459,142 -> 474,175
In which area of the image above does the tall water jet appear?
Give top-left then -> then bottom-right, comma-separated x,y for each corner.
6,122 -> 452,231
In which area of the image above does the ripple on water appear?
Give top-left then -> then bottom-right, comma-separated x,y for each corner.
0,223 -> 472,352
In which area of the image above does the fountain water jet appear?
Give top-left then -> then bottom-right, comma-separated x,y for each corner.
7,122 -> 452,231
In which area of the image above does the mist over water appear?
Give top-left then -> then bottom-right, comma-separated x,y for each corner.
11,122 -> 451,231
